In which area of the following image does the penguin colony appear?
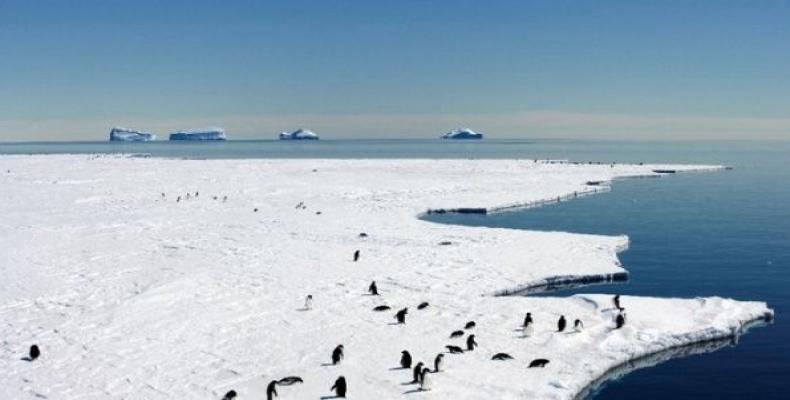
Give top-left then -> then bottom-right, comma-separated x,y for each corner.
20,224 -> 630,399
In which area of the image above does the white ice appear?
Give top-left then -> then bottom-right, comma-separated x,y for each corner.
279,129 -> 319,140
0,156 -> 772,399
168,128 -> 226,141
109,127 -> 156,142
440,128 -> 483,139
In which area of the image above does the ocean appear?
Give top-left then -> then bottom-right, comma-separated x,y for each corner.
2,139 -> 788,399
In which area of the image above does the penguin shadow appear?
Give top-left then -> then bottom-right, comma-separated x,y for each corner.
387,322 -> 403,326
320,362 -> 336,367
296,307 -> 311,312
403,388 -> 428,395
20,356 -> 34,362
320,396 -> 341,400
389,366 -> 409,371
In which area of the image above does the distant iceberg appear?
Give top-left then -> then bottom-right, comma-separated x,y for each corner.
440,128 -> 483,140
279,129 -> 319,140
109,127 -> 156,142
169,128 -> 226,141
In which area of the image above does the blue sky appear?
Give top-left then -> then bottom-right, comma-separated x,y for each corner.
1,0 -> 789,140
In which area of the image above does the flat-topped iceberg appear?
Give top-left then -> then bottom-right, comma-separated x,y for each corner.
169,128 -> 226,141
279,128 -> 319,140
441,127 -> 484,139
109,127 -> 156,142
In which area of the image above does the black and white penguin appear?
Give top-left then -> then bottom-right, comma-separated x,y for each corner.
222,389 -> 237,400
353,250 -> 360,262
304,294 -> 313,310
523,312 -> 533,327
419,367 -> 432,391
331,376 -> 347,398
491,353 -> 514,361
411,362 -> 425,383
176,196 -> 181,203
449,330 -> 464,338
557,315 -> 567,332
613,295 -> 622,311
464,321 -> 476,329
266,380 -> 278,400
277,376 -> 304,385
528,358 -> 550,368
574,319 -> 584,332
466,334 -> 478,351
368,281 -> 378,295
615,313 -> 625,329
433,353 -> 444,372
373,305 -> 391,311
29,345 -> 40,361
445,345 -> 464,354
331,344 -> 344,365
400,350 -> 412,369
395,307 -> 408,324
417,302 -> 429,310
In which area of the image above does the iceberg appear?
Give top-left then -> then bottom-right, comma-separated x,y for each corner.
169,128 -> 226,141
440,128 -> 484,139
108,127 -> 156,142
279,128 -> 319,140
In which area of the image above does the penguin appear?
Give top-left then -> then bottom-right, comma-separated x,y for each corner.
395,307 -> 408,324
400,350 -> 412,369
186,193 -> 191,200
373,305 -> 391,312
330,376 -> 347,398
29,345 -> 40,361
465,334 -> 478,351
176,196 -> 181,203
417,302 -> 429,310
368,281 -> 378,295
574,319 -> 584,332
449,330 -> 464,338
358,232 -> 368,238
223,196 -> 228,202
253,208 -> 258,212
615,313 -> 625,329
464,321 -> 476,329
195,191 -> 199,197
613,295 -> 622,311
491,353 -> 514,361
445,345 -> 464,354
222,390 -> 237,400
266,380 -> 278,400
528,359 -> 550,368
277,376 -> 304,385
331,344 -> 344,365
419,367 -> 432,391
304,294 -> 313,310
523,312 -> 533,327
557,315 -> 567,332
522,319 -> 534,338
353,250 -> 360,262
411,362 -> 424,383
433,353 -> 444,372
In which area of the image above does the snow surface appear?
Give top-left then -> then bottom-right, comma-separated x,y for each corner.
109,127 -> 156,142
279,129 -> 319,140
0,156 -> 772,400
440,128 -> 483,139
169,128 -> 226,141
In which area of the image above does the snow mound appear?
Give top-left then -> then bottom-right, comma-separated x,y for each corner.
169,128 -> 226,141
441,128 -> 484,139
108,127 -> 156,142
279,129 -> 319,140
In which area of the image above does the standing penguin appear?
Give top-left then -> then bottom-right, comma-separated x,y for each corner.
368,281 -> 378,296
222,390 -> 237,400
353,250 -> 360,262
331,376 -> 347,398
557,315 -> 567,332
613,295 -> 622,311
419,367 -> 432,391
400,350 -> 412,369
304,294 -> 313,310
411,362 -> 424,383
522,319 -> 534,338
574,319 -> 584,332
266,380 -> 278,400
29,344 -> 40,361
433,353 -> 444,372
523,312 -> 533,327
615,313 -> 625,329
466,334 -> 478,351
331,345 -> 344,365
395,307 -> 408,324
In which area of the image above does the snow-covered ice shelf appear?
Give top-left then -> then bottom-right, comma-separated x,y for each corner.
0,156 -> 772,399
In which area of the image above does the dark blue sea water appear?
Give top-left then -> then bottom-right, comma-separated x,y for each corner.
2,139 -> 788,398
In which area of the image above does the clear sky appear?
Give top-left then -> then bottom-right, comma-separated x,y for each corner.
1,0 -> 789,141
